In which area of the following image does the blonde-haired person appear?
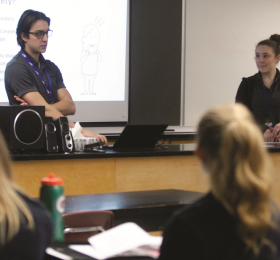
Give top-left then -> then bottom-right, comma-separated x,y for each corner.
0,131 -> 52,259
159,103 -> 280,260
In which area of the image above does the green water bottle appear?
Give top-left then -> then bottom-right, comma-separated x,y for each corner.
40,173 -> 65,242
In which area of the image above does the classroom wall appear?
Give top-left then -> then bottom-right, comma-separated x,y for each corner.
182,0 -> 280,127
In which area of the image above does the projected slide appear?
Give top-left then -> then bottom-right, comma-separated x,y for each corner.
0,0 -> 128,104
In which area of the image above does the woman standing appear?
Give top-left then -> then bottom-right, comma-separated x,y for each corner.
236,34 -> 280,142
0,131 -> 53,260
159,103 -> 280,260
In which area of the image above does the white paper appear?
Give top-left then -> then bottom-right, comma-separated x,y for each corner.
72,122 -> 99,151
69,222 -> 162,260
71,122 -> 83,139
46,247 -> 73,260
69,245 -> 105,259
70,245 -> 161,259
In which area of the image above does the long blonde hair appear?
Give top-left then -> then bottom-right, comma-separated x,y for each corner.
197,103 -> 275,255
0,130 -> 34,244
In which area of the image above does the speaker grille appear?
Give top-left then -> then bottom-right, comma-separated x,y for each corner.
61,122 -> 70,133
46,122 -> 56,134
14,109 -> 43,145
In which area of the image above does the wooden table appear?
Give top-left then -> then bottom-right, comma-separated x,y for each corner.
11,144 -> 199,198
10,143 -> 280,206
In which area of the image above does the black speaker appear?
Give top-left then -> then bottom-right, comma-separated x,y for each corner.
0,105 -> 45,150
44,117 -> 59,153
54,117 -> 74,152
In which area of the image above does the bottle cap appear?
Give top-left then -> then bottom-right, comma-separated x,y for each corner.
41,173 -> 63,186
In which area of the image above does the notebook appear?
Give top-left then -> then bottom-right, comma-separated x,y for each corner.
113,124 -> 168,149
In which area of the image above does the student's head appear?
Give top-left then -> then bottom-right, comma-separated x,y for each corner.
16,9 -> 50,50
196,103 -> 273,254
196,103 -> 271,195
196,103 -> 267,173
255,34 -> 280,74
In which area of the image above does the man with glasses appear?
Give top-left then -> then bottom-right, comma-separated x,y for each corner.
5,9 -> 107,143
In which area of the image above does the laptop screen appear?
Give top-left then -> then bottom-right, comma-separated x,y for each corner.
113,124 -> 168,149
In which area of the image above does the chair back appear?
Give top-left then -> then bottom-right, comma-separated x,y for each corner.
63,210 -> 114,242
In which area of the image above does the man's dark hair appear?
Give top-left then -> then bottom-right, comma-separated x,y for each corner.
16,9 -> 50,49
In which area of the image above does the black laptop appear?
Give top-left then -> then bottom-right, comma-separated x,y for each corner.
112,124 -> 168,149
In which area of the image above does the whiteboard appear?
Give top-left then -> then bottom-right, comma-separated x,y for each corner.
183,0 -> 280,127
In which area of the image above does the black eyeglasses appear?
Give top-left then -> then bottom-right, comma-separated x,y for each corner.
28,30 -> 53,39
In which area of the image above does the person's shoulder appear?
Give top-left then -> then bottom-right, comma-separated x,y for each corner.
19,192 -> 45,210
238,73 -> 259,92
7,52 -> 24,64
162,192 -> 226,239
165,192 -> 235,241
6,52 -> 28,72
172,192 -> 222,222
18,192 -> 51,222
241,72 -> 259,83
45,59 -> 61,71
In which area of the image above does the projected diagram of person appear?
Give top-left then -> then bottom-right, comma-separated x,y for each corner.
81,24 -> 102,95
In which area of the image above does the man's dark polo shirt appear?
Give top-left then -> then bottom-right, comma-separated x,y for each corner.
5,50 -> 66,105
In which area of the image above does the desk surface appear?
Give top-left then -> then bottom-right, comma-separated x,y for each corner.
11,144 -> 197,161
65,189 -> 203,212
11,143 -> 280,161
65,189 -> 205,231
